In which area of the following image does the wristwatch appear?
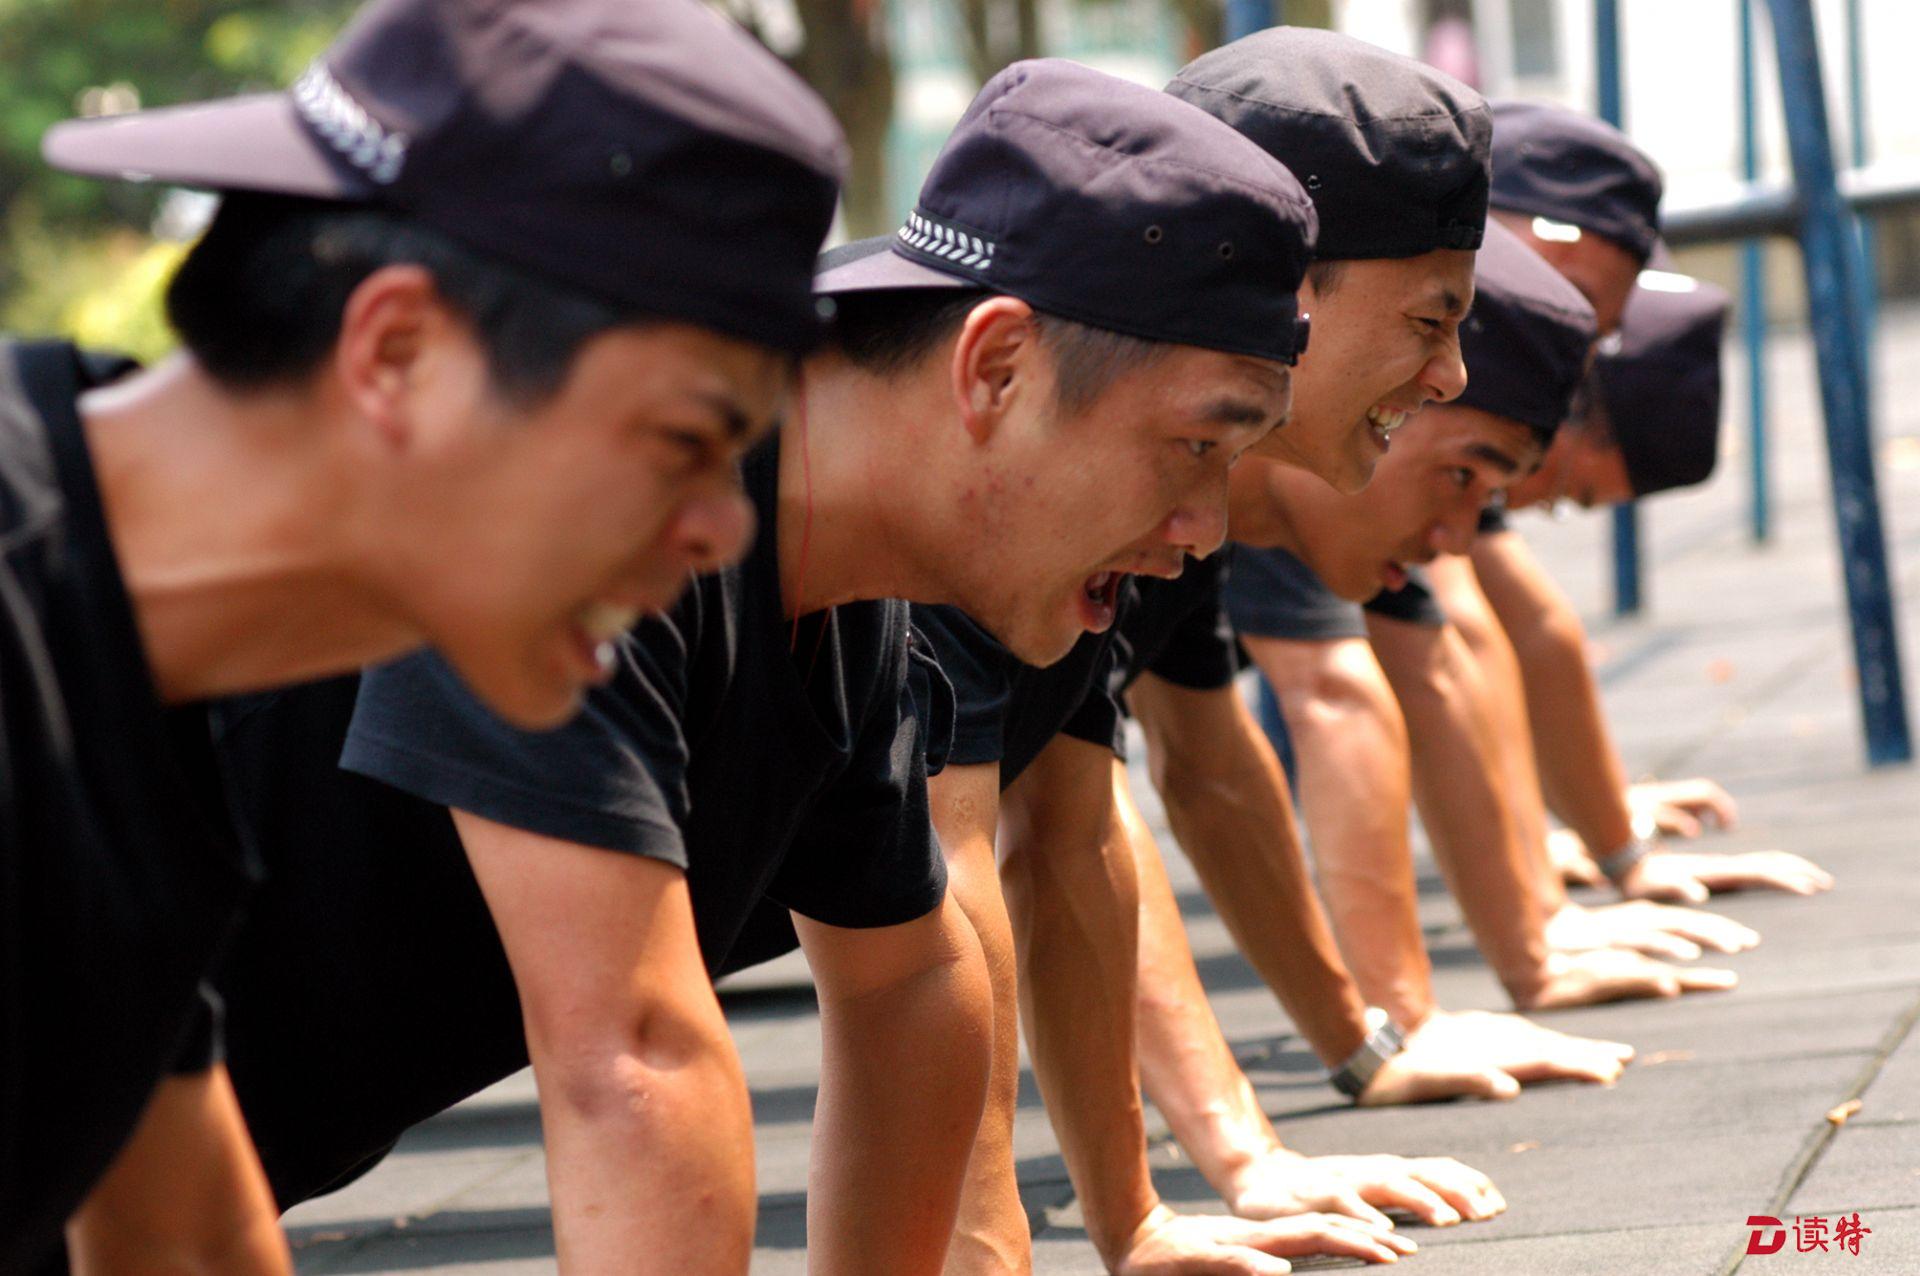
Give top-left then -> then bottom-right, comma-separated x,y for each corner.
1593,835 -> 1655,885
1330,1007 -> 1405,1099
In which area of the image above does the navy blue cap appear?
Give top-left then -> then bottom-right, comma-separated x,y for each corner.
1167,27 -> 1490,260
43,0 -> 846,354
814,59 -> 1317,365
1454,220 -> 1596,441
1490,100 -> 1663,262
1596,271 -> 1730,495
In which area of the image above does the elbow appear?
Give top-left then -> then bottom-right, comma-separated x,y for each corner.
1507,603 -> 1587,671
534,997 -> 731,1127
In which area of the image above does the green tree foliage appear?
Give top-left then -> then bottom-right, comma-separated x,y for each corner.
0,0 -> 353,351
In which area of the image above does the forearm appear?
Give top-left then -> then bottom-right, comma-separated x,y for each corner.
1486,589 -> 1634,854
1131,676 -> 1377,1057
1469,536 -> 1636,860
1237,638 -> 1438,1031
999,740 -> 1159,1268
534,1011 -> 755,1273
67,1066 -> 290,1276
1125,776 -> 1289,1195
1365,614 -> 1553,1003
928,766 -> 1030,1275
809,898 -> 993,1276
458,816 -> 756,1274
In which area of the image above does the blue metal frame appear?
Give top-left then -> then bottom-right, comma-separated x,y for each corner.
1764,0 -> 1910,765
1595,0 -> 1643,616
1224,0 -> 1274,42
1739,0 -> 1771,543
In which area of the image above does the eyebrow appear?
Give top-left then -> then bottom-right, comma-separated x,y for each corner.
1202,397 -> 1280,428
691,391 -> 761,440
1433,288 -> 1472,320
1466,441 -> 1523,476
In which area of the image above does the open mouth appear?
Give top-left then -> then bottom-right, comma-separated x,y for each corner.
1380,561 -> 1410,591
564,600 -> 646,682
1077,570 -> 1125,633
1366,404 -> 1409,453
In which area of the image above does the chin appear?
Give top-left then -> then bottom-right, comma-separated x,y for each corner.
988,605 -> 1082,669
458,657 -> 585,732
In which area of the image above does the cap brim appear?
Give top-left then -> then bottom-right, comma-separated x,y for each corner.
42,92 -> 369,201
814,235 -> 975,295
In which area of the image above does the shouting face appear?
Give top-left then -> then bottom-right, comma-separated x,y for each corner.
1252,249 -> 1477,494
942,299 -> 1292,665
366,313 -> 785,728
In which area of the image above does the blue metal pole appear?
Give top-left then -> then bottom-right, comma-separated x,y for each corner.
1740,0 -> 1771,543
1845,0 -> 1876,399
1763,0 -> 1910,766
1224,0 -> 1274,42
1595,0 -> 1641,616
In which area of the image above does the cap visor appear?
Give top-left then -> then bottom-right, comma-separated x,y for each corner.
42,92 -> 369,201
815,235 -> 976,295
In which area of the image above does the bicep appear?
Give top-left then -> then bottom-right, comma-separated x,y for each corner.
929,762 -> 1001,861
452,810 -> 711,1050
794,898 -> 979,1005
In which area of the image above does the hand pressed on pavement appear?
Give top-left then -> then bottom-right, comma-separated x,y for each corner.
1364,1009 -> 1634,1102
1117,1207 -> 1414,1275
1222,1147 -> 1502,1229
1545,900 -> 1760,962
1619,849 -> 1834,904
1516,948 -> 1737,1010
1548,827 -> 1608,888
1628,778 -> 1739,838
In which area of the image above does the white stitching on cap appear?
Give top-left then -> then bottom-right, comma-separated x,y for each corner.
292,62 -> 409,185
896,209 -> 994,270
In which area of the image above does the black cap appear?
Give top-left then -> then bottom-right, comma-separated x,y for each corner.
1596,271 -> 1731,496
1489,100 -> 1663,263
1454,220 -> 1596,442
814,59 -> 1317,365
42,0 -> 846,354
1166,27 -> 1490,261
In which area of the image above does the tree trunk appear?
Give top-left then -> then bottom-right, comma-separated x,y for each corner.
788,0 -> 897,239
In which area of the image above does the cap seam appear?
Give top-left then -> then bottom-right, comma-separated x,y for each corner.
985,106 -> 1318,219
1168,78 -> 1488,129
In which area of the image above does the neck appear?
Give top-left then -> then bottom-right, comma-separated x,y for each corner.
1227,456 -> 1307,552
778,353 -> 955,617
82,355 -> 419,705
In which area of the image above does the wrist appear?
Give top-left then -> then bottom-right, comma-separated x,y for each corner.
1110,1201 -> 1174,1270
1594,835 -> 1655,887
1329,1007 -> 1405,1099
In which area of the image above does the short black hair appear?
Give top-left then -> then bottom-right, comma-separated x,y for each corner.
825,287 -> 1167,414
166,194 -> 652,403
1305,259 -> 1347,295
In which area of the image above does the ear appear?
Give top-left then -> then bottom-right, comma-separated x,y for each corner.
949,295 -> 1042,445
331,264 -> 453,453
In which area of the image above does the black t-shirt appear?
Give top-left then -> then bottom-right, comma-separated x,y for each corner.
0,342 -> 251,1269
911,553 -> 1239,791
911,604 -> 1123,787
344,435 -> 950,969
1225,545 -> 1445,640
218,434 -> 952,1211
1107,553 -> 1241,698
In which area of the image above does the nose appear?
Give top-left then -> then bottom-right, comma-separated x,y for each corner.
1165,472 -> 1232,559
672,487 -> 756,575
1421,332 -> 1469,404
1431,505 -> 1477,556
